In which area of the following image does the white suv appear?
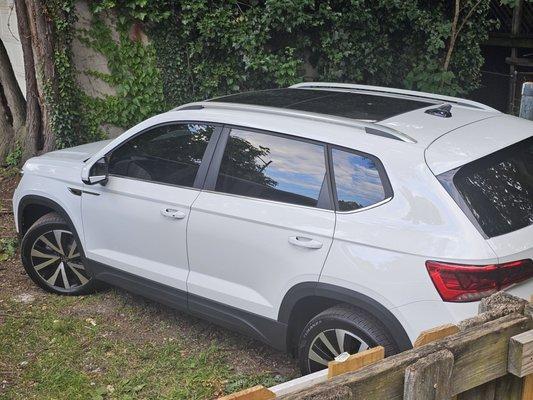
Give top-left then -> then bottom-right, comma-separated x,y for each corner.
13,82 -> 533,374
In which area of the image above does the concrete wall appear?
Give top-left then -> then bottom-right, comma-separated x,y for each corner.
0,0 -> 25,95
0,0 -> 125,138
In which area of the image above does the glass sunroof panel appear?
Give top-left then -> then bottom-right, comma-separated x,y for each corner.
210,88 -> 433,121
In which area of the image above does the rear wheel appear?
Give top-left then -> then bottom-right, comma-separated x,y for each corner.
297,304 -> 399,375
21,212 -> 96,295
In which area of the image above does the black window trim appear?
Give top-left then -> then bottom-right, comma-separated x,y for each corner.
203,124 -> 335,211
327,143 -> 393,213
105,121 -> 223,191
437,167 -> 488,239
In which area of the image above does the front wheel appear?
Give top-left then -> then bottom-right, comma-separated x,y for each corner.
20,212 -> 96,295
297,304 -> 399,375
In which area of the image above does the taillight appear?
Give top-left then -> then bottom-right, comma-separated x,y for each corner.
426,259 -> 533,302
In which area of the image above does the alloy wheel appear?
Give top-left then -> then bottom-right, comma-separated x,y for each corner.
307,328 -> 370,372
30,229 -> 90,291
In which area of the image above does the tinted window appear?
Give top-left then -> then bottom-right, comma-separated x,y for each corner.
332,148 -> 387,211
109,123 -> 215,187
447,137 -> 533,238
216,129 -> 327,208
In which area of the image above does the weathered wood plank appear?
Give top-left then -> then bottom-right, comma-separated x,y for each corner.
218,385 -> 275,400
450,315 -> 531,395
509,330 -> 533,377
404,350 -> 454,400
414,324 -> 459,348
458,374 -> 523,400
459,293 -> 528,331
328,346 -> 384,379
522,374 -> 533,400
279,314 -> 531,400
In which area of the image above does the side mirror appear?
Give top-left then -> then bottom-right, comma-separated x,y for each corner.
83,157 -> 108,185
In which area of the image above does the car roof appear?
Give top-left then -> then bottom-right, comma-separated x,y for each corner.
173,84 -> 502,151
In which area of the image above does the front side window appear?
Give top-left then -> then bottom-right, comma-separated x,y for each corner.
331,148 -> 388,211
108,123 -> 215,187
215,129 -> 327,208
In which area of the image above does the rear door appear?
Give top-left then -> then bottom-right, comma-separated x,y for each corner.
186,127 -> 336,320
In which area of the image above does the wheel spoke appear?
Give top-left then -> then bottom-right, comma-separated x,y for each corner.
60,263 -> 70,289
67,241 -> 78,259
358,341 -> 369,352
31,248 -> 57,259
46,263 -> 63,286
67,263 -> 89,285
53,231 -> 64,255
335,329 -> 347,354
317,332 -> 339,357
308,348 -> 329,366
68,262 -> 85,271
39,235 -> 63,255
34,256 -> 60,271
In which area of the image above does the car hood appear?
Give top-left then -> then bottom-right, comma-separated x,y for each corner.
38,140 -> 112,162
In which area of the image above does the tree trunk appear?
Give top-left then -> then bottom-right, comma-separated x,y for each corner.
0,39 -> 25,132
14,0 -> 40,162
27,0 -> 56,153
0,83 -> 15,163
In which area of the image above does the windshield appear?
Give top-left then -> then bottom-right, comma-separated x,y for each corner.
439,136 -> 533,238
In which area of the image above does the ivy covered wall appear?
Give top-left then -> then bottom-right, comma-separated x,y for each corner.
55,0 -> 497,146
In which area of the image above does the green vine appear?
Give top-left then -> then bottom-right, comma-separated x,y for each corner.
78,14 -> 165,129
39,0 -> 500,149
44,0 -> 103,149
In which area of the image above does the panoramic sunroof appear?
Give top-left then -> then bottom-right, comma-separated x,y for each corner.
210,88 -> 434,121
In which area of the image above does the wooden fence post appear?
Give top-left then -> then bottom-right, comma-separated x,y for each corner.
520,82 -> 533,120
413,324 -> 459,348
328,346 -> 384,379
404,350 -> 454,400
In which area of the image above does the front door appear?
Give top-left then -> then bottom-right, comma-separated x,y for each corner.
82,122 -> 220,293
187,127 -> 336,320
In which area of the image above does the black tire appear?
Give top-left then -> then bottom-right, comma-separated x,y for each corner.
297,304 -> 399,375
20,212 -> 97,295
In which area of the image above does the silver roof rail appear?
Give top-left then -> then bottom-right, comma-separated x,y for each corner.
174,101 -> 417,143
290,82 -> 498,112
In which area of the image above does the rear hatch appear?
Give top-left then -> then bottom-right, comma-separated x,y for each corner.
426,115 -> 533,299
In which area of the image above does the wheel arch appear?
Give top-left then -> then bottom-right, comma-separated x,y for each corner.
18,195 -> 81,246
278,282 -> 412,353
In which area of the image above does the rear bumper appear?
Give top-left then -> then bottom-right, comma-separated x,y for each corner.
392,279 -> 532,344
392,300 -> 478,343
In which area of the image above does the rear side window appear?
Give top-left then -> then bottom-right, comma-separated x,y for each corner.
441,136 -> 533,238
331,148 -> 390,211
215,129 -> 327,208
109,123 -> 215,187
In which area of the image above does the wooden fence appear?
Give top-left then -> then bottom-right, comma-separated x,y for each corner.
219,292 -> 533,400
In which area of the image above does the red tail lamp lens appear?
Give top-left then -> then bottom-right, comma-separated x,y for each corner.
426,259 -> 533,302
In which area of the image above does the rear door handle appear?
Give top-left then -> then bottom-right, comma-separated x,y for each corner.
288,236 -> 323,249
160,208 -> 186,220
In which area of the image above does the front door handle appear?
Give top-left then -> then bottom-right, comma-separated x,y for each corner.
160,208 -> 186,220
288,236 -> 323,249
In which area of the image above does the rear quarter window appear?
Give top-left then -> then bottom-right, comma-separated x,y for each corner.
331,148 -> 392,211
439,136 -> 533,238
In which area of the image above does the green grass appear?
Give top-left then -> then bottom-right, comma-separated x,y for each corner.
0,238 -> 18,261
0,295 -> 285,399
